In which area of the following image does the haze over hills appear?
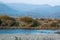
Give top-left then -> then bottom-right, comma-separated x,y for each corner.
0,2 -> 60,18
0,3 -> 20,16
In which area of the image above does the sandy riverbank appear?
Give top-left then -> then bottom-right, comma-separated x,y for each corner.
0,34 -> 60,40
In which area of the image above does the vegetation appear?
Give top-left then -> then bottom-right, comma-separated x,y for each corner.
20,16 -> 34,23
0,15 -> 60,29
0,19 -> 2,25
50,22 -> 59,27
30,20 -> 40,27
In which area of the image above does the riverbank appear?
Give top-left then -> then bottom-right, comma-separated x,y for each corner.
0,15 -> 60,30
0,34 -> 60,40
0,27 -> 60,30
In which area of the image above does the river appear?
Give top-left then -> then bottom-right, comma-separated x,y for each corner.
0,29 -> 58,34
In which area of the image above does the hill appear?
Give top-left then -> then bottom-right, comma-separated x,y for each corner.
0,3 -> 60,18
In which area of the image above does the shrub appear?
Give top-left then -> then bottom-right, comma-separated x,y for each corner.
43,23 -> 48,27
0,15 -> 17,26
0,19 -> 2,25
50,22 -> 59,27
40,18 -> 45,21
31,20 -> 40,27
57,20 -> 60,23
10,21 -> 19,26
1,19 -> 17,27
0,15 -> 15,21
0,15 -> 10,20
20,17 -> 34,23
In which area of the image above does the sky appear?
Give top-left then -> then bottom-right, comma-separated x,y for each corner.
0,0 -> 60,6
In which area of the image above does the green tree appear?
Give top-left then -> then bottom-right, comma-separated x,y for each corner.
0,15 -> 10,20
31,20 -> 40,27
20,16 -> 34,23
10,21 -> 19,26
50,22 -> 59,27
0,15 -> 15,21
0,19 -> 2,25
0,15 -> 17,27
57,20 -> 60,23
40,18 -> 45,21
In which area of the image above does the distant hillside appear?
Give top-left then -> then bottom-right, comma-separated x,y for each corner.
0,3 -> 20,16
51,13 -> 60,18
0,3 -> 60,18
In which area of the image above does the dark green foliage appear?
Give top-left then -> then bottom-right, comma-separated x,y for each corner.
10,21 -> 19,26
0,15 -> 10,20
0,19 -> 2,25
40,18 -> 45,21
0,15 -> 60,29
51,22 -> 59,27
0,15 -> 15,21
44,24 -> 48,27
20,17 -> 34,23
9,17 -> 16,21
31,20 -> 40,27
57,20 -> 60,23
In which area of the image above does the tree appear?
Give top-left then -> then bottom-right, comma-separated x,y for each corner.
0,19 -> 2,25
30,20 -> 40,27
0,15 -> 17,27
20,16 -> 34,23
0,15 -> 15,21
57,20 -> 60,23
40,18 -> 45,21
0,15 -> 10,20
50,22 -> 59,27
10,21 -> 19,26
19,17 -> 41,27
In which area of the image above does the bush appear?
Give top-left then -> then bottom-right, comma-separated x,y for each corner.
31,20 -> 40,27
0,15 -> 10,20
57,20 -> 60,23
0,15 -> 17,26
43,24 -> 48,27
0,15 -> 15,21
1,19 -> 17,27
0,19 -> 2,25
50,22 -> 59,27
40,18 -> 45,21
19,17 -> 40,27
10,21 -> 19,26
20,17 -> 34,23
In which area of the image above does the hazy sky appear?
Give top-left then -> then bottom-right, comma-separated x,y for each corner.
0,0 -> 60,6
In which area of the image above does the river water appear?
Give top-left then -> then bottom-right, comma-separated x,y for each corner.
0,29 -> 58,34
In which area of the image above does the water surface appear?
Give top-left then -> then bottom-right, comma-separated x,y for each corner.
0,29 -> 58,34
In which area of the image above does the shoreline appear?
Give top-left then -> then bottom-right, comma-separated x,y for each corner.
0,27 -> 60,30
0,34 -> 60,40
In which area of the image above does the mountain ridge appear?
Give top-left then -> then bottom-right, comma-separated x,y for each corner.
0,3 -> 60,18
